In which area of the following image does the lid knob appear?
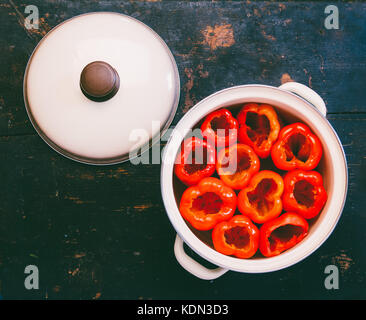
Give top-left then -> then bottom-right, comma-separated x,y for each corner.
80,61 -> 120,102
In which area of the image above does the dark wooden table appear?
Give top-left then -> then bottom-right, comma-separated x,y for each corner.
0,0 -> 365,299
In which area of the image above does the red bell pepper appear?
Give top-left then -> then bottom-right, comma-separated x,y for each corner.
201,108 -> 238,148
179,177 -> 237,231
237,103 -> 281,158
174,137 -> 216,186
238,170 -> 284,224
216,143 -> 260,190
271,122 -> 322,171
212,215 -> 259,259
259,212 -> 309,257
282,170 -> 327,219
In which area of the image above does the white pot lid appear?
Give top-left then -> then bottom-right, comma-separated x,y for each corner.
24,12 -> 180,165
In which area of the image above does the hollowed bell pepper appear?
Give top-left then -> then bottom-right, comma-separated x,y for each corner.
174,137 -> 216,186
179,177 -> 237,231
201,108 -> 238,148
283,170 -> 327,219
237,103 -> 281,158
259,212 -> 309,257
212,215 -> 259,259
238,170 -> 284,224
271,123 -> 322,171
216,143 -> 260,190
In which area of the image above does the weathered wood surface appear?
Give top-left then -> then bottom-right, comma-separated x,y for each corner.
0,1 -> 365,299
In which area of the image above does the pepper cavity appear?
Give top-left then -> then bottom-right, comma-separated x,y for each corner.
247,178 -> 277,214
268,224 -> 306,252
183,146 -> 209,175
293,180 -> 315,208
224,226 -> 251,249
174,137 -> 216,186
216,144 -> 260,190
191,192 -> 223,215
201,108 -> 239,147
284,133 -> 312,163
238,103 -> 280,158
244,112 -> 271,147
259,212 -> 309,257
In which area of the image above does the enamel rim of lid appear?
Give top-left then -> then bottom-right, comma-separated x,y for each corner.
23,12 -> 180,165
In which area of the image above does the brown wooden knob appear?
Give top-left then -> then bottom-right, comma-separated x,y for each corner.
80,61 -> 120,102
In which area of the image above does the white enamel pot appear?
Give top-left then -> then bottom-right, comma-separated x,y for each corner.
161,82 -> 348,280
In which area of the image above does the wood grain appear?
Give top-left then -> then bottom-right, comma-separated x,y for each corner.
0,0 -> 365,299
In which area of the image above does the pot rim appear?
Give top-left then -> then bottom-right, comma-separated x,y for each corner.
161,84 -> 348,273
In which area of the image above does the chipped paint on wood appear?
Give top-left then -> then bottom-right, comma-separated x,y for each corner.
201,24 -> 235,50
332,251 -> 354,274
260,27 -> 276,41
133,203 -> 154,211
74,252 -> 86,259
182,63 -> 209,113
281,73 -> 295,84
303,68 -> 313,88
183,67 -> 195,113
65,195 -> 96,205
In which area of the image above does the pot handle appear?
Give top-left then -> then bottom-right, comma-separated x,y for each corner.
174,234 -> 229,280
279,82 -> 327,117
